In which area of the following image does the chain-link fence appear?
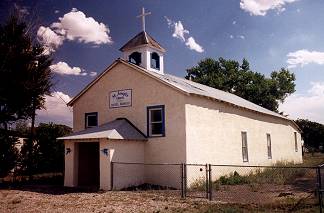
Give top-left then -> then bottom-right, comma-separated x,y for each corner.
184,164 -> 209,199
111,162 -> 323,212
111,162 -> 182,197
210,165 -> 318,211
318,164 -> 324,212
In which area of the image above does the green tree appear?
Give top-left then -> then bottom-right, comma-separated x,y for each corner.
186,58 -> 296,112
295,119 -> 324,150
0,13 -> 52,127
34,123 -> 72,173
0,13 -> 53,175
0,129 -> 18,177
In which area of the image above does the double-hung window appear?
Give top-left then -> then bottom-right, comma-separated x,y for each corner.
241,131 -> 248,162
267,133 -> 272,159
85,112 -> 98,128
294,132 -> 298,152
147,105 -> 165,137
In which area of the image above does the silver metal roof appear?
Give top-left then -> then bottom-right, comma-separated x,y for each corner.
58,118 -> 147,141
133,63 -> 288,120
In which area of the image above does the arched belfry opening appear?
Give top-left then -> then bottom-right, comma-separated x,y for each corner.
119,8 -> 166,74
150,52 -> 160,70
129,52 -> 141,65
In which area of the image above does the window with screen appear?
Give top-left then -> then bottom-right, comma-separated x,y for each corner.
147,105 -> 165,137
267,133 -> 272,159
241,131 -> 248,162
85,112 -> 98,128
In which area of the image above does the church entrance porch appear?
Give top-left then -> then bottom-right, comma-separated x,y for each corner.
77,142 -> 100,188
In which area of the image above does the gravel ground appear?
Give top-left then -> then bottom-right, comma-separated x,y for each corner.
0,185 -> 318,213
0,186 -> 207,213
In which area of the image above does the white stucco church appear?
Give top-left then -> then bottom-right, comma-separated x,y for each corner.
58,8 -> 302,190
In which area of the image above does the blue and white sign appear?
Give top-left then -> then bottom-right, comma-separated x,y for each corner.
109,89 -> 132,108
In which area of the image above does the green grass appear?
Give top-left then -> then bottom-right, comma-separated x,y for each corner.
213,162 -> 307,186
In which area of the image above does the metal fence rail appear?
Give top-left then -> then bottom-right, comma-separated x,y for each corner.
111,162 -> 323,212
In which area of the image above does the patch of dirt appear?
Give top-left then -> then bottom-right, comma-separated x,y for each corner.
0,184 -> 318,213
0,185 -> 203,213
206,183 -> 317,209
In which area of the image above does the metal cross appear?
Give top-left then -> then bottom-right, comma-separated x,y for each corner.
137,7 -> 151,32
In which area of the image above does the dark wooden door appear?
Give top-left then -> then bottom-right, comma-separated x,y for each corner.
78,142 -> 100,187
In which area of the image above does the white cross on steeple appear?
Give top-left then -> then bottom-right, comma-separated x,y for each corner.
137,7 -> 151,32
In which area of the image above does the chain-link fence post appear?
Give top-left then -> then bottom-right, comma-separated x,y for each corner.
318,166 -> 323,213
205,164 -> 208,199
110,161 -> 114,191
184,163 -> 187,198
208,164 -> 212,201
181,163 -> 184,198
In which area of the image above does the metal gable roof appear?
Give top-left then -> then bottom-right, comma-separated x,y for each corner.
118,60 -> 296,123
57,118 -> 147,141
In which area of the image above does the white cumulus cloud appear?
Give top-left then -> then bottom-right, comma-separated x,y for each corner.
37,26 -> 64,55
165,17 -> 203,53
89,71 -> 97,77
185,37 -> 204,53
50,61 -> 87,76
279,82 -> 324,124
36,91 -> 72,127
287,49 -> 324,68
172,21 -> 189,42
51,8 -> 112,45
240,0 -> 298,16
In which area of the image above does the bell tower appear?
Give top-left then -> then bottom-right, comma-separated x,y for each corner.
119,8 -> 165,74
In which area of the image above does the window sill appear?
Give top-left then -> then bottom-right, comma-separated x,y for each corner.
86,126 -> 97,129
148,135 -> 165,138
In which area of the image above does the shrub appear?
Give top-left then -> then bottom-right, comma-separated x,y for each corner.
217,171 -> 249,185
0,132 -> 18,177
189,177 -> 206,190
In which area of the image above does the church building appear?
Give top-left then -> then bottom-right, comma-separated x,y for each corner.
58,9 -> 303,190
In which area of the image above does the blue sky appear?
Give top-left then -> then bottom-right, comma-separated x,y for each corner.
1,0 -> 324,126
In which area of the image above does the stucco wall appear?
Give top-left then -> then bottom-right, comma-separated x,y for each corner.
185,96 -> 302,165
64,140 -> 79,187
100,139 -> 145,190
185,95 -> 303,181
72,62 -> 187,164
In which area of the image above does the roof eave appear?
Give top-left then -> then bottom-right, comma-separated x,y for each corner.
120,44 -> 166,53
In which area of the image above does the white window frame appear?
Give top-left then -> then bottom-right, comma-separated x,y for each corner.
147,105 -> 165,137
85,112 -> 98,128
241,131 -> 249,162
294,132 -> 298,152
267,133 -> 272,159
